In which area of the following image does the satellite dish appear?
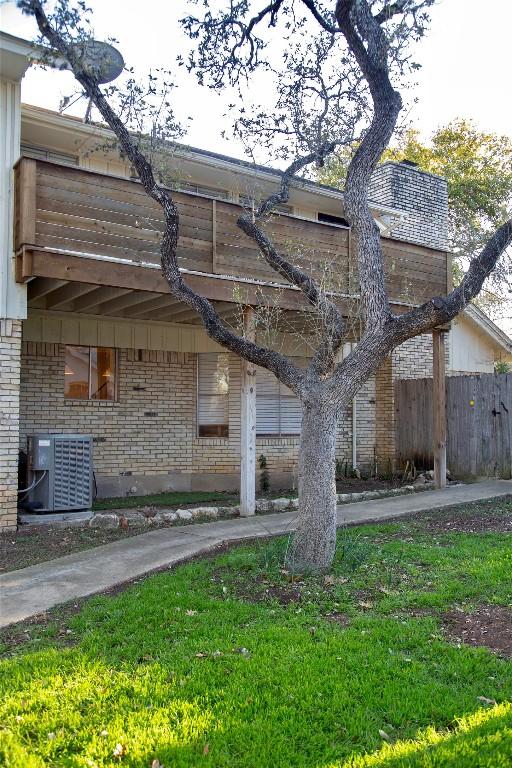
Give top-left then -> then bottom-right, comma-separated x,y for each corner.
68,40 -> 124,84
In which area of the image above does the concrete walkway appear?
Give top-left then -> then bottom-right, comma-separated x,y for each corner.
2,479 -> 511,628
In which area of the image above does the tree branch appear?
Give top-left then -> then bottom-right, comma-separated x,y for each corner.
298,0 -> 339,34
373,1 -> 435,25
23,0 -> 306,394
236,145 -> 346,373
391,217 -> 512,340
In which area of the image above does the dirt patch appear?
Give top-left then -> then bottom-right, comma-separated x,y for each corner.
1,508 -> 241,574
0,600 -> 84,655
380,496 -> 512,536
223,573 -> 304,605
442,605 -> 512,658
323,611 -> 350,626
0,524 -> 162,574
420,505 -> 512,534
336,478 -> 397,494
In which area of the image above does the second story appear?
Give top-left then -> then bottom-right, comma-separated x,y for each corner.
14,102 -> 451,322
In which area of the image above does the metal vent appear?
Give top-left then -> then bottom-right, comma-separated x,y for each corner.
53,436 -> 93,510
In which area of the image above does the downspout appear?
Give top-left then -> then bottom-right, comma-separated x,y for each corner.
352,396 -> 357,470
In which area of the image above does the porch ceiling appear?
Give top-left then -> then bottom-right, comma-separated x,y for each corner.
25,276 -> 319,333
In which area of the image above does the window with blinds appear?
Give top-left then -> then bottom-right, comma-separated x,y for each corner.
256,361 -> 306,436
197,353 -> 230,437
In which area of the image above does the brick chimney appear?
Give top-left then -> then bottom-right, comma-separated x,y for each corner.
369,160 -> 448,251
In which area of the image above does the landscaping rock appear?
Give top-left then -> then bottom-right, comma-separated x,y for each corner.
191,507 -> 219,519
272,498 -> 294,510
176,509 -> 193,521
139,505 -> 159,518
89,513 -> 119,529
121,510 -> 147,525
255,499 -> 270,512
160,511 -> 178,523
217,506 -> 236,517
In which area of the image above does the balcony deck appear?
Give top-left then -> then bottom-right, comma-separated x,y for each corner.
15,157 -> 449,322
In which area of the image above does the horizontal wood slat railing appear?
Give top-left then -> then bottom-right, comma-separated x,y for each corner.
14,157 -> 449,307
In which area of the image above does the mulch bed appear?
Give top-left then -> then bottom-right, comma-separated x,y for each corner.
442,605 -> 512,658
420,508 -> 512,534
0,524 -> 160,574
336,478 -> 397,493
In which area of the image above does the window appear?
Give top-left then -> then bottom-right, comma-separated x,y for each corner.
21,144 -> 79,166
256,363 -> 304,436
177,181 -> 230,200
318,212 -> 349,227
64,346 -> 116,401
239,194 -> 293,215
197,353 -> 230,437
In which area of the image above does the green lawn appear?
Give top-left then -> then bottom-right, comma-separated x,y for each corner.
1,500 -> 512,767
92,490 -> 238,511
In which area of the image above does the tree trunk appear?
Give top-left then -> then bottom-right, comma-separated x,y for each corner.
287,398 -> 338,572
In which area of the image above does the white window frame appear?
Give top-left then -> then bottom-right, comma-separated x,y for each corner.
197,353 -> 230,438
64,345 -> 118,402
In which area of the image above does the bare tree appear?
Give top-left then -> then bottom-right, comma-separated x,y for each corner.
20,0 -> 512,571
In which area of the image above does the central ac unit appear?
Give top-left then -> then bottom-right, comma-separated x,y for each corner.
26,434 -> 93,512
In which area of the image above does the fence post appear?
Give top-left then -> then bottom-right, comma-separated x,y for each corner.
432,329 -> 447,488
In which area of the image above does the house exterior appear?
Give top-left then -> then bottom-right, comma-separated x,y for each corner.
1,32 -> 510,530
449,305 -> 512,374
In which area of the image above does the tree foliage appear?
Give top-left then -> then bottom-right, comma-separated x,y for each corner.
320,119 -> 512,257
318,120 -> 512,317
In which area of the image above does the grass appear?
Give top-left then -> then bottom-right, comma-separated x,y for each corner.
1,502 -> 512,766
92,490 -> 238,511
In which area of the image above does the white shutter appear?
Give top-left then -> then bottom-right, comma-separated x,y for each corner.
256,366 -> 280,434
279,391 -> 302,434
256,359 -> 306,435
198,353 -> 229,431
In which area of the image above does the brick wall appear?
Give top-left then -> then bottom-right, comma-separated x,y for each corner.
21,345 -> 195,481
0,319 -> 22,529
369,161 -> 448,251
19,342 -> 378,494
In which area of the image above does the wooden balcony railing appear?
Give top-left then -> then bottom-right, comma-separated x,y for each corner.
14,156 -> 449,309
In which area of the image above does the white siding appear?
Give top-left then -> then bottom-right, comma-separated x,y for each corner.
450,317 -> 497,373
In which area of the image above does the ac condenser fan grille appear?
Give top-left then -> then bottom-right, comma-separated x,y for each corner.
53,437 -> 92,510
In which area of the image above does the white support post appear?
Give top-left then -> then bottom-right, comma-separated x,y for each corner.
432,329 -> 447,489
240,306 -> 256,516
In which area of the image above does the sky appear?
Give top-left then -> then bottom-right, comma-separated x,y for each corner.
1,0 -> 511,156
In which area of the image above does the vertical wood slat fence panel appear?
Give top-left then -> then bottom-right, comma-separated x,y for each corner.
395,373 -> 512,479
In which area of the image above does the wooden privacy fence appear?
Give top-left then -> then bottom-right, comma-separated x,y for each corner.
395,373 -> 512,479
